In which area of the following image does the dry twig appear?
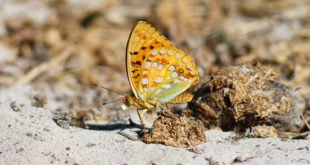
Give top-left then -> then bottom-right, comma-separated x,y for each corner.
14,47 -> 75,85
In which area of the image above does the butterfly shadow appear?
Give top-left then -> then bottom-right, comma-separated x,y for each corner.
86,120 -> 141,131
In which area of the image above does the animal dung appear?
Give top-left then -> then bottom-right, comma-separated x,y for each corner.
189,63 -> 304,134
142,112 -> 206,147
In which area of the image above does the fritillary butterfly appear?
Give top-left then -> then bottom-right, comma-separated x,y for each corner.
122,21 -> 199,130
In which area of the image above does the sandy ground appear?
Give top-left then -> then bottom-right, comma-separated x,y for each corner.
1,0 -> 310,164
0,86 -> 310,165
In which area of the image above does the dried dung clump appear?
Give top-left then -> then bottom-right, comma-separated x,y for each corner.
142,112 -> 205,147
189,63 -> 300,133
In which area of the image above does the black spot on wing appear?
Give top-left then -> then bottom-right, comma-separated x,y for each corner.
130,51 -> 138,55
131,61 -> 141,66
133,74 -> 140,79
131,69 -> 139,73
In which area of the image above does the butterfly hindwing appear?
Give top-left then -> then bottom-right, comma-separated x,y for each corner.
137,47 -> 199,103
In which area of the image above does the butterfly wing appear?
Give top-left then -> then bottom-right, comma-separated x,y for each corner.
137,47 -> 199,103
126,21 -> 173,98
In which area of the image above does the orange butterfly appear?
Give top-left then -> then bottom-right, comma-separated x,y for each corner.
122,21 -> 199,131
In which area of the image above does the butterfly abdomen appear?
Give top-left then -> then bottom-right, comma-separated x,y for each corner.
167,92 -> 194,104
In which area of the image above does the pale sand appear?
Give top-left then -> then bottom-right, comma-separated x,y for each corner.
0,86 -> 309,165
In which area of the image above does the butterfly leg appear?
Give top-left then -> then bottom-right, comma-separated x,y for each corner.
137,109 -> 148,134
158,103 -> 171,113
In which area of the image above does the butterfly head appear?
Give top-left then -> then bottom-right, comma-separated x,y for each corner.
122,94 -> 136,107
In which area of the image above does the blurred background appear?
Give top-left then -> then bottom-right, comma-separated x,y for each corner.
0,0 -> 309,125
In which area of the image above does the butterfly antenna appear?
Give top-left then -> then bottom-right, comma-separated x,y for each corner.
102,97 -> 124,106
93,83 -> 125,96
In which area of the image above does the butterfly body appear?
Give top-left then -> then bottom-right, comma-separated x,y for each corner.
122,21 -> 199,130
123,93 -> 156,110
123,92 -> 195,110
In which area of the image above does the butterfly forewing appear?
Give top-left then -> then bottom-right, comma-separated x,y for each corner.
126,21 -> 173,98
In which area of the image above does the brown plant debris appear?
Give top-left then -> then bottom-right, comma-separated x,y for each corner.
142,112 -> 206,147
189,63 -> 304,134
249,125 -> 277,138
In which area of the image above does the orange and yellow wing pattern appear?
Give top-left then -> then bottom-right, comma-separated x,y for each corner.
126,21 -> 199,103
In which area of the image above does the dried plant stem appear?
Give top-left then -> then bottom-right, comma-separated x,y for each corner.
117,130 -> 139,141
14,47 -> 75,85
301,114 -> 310,130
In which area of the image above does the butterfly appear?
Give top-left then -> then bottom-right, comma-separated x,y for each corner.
122,21 -> 199,131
